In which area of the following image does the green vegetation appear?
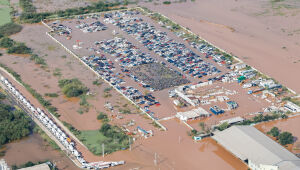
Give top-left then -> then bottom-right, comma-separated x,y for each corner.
217,122 -> 229,131
0,36 -> 32,54
118,108 -> 131,114
278,131 -> 294,145
282,96 -> 300,106
0,0 -> 11,26
163,1 -> 171,4
191,129 -> 198,136
19,0 -> 36,13
93,79 -> 103,86
0,37 -> 15,48
267,127 -> 280,138
78,95 -> 90,114
238,113 -> 281,125
267,126 -> 294,146
30,54 -> 46,66
0,63 -> 60,117
62,121 -> 81,136
63,121 -> 130,155
0,23 -> 22,36
58,78 -> 88,98
11,160 -> 57,170
97,112 -> 109,123
45,93 -> 59,98
53,68 -> 62,77
0,98 -> 32,145
19,1 -> 124,23
7,42 -> 31,54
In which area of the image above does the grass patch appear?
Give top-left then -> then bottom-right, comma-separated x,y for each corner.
78,128 -> 129,155
0,1 -> 11,26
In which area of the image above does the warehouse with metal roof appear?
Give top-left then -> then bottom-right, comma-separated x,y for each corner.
213,125 -> 300,170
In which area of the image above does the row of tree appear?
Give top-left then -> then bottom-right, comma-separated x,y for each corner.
267,127 -> 294,145
19,1 -> 125,23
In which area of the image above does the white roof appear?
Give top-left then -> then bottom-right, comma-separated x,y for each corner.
19,163 -> 50,170
176,107 -> 210,120
219,116 -> 244,125
213,126 -> 300,170
177,110 -> 199,120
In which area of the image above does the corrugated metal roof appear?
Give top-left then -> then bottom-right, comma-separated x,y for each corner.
212,125 -> 300,170
19,163 -> 50,170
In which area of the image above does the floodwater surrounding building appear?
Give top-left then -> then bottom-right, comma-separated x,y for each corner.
213,126 -> 300,170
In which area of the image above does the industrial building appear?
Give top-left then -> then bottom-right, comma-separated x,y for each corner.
284,101 -> 300,113
19,163 -> 50,170
213,126 -> 300,170
218,116 -> 244,126
176,107 -> 210,121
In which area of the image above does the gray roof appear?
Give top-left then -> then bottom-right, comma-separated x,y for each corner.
19,163 -> 50,170
213,125 -> 300,170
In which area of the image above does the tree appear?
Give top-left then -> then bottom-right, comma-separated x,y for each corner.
218,122 -> 229,131
267,127 -> 280,138
191,129 -> 198,136
278,132 -> 294,145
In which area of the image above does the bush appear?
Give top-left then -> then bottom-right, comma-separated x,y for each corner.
97,112 -> 109,122
217,122 -> 229,131
267,127 -> 280,138
7,43 -> 31,54
58,79 -> 88,98
0,23 -> 22,36
45,93 -> 58,98
278,132 -> 294,145
30,54 -> 46,65
163,1 -> 171,4
0,37 -> 15,48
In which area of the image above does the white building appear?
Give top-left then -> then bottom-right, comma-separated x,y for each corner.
284,101 -> 300,113
176,107 -> 210,121
213,126 -> 300,170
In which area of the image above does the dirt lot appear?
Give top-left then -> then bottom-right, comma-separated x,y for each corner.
1,133 -> 79,170
143,0 -> 300,94
256,115 -> 300,154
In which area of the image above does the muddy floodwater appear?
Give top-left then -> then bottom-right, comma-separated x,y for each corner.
1,133 -> 79,170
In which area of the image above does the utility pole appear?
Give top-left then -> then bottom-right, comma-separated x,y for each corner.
102,143 -> 105,157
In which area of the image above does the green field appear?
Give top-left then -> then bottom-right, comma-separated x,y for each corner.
0,0 -> 11,26
78,130 -> 129,155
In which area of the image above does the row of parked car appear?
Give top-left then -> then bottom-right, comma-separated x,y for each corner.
75,21 -> 107,33
80,52 -> 160,119
103,11 -> 221,79
0,76 -> 125,169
